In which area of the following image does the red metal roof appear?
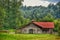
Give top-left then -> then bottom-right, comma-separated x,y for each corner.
33,22 -> 54,28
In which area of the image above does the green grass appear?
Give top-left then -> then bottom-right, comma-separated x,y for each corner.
0,34 -> 60,40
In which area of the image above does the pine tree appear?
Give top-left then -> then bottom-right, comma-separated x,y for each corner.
0,0 -> 23,29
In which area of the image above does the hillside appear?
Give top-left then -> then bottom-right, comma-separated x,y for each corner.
21,3 -> 60,20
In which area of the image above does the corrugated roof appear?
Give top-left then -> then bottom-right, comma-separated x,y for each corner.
33,22 -> 54,28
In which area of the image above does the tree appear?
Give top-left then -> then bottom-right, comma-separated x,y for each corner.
0,0 -> 24,29
56,2 -> 60,18
57,2 -> 60,8
0,6 -> 6,30
40,13 -> 55,22
57,19 -> 60,36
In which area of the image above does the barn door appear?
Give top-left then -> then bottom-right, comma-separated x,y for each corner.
29,29 -> 33,34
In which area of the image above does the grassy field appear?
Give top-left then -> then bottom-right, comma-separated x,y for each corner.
0,34 -> 60,40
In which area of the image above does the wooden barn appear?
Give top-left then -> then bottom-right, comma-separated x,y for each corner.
18,21 -> 54,34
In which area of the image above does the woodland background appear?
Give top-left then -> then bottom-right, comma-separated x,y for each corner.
0,0 -> 60,34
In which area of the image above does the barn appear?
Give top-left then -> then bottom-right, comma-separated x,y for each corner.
19,21 -> 54,34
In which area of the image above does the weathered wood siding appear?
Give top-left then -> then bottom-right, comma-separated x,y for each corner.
20,24 -> 42,34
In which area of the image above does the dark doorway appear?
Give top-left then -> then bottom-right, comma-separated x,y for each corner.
29,29 -> 33,34
42,29 -> 49,33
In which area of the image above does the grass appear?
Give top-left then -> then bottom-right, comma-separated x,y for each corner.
0,33 -> 60,40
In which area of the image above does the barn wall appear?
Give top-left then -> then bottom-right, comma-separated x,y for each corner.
48,29 -> 53,34
20,24 -> 42,34
42,28 -> 53,34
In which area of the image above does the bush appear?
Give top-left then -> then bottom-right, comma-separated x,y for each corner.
58,22 -> 60,36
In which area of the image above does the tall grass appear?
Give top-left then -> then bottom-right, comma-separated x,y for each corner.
0,34 -> 60,40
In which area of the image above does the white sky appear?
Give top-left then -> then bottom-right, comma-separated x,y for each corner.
22,0 -> 56,7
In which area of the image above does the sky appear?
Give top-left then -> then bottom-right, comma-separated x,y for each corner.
22,0 -> 60,7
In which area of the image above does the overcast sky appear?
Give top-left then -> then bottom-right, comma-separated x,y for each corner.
22,0 -> 60,7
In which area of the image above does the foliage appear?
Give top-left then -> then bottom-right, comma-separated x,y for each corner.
0,6 -> 6,30
21,2 -> 60,19
57,19 -> 60,36
39,13 -> 55,22
0,0 -> 30,29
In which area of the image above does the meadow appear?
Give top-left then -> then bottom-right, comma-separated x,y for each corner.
0,34 -> 60,40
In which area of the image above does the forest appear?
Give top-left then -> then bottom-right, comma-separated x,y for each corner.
0,0 -> 60,35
